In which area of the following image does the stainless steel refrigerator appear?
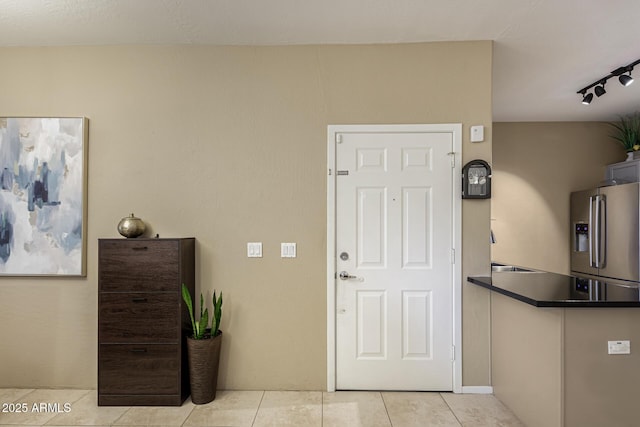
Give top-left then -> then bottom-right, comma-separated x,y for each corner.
570,182 -> 640,283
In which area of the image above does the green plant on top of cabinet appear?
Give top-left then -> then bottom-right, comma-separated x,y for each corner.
609,112 -> 640,153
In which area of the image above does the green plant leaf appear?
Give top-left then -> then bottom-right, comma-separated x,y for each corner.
182,285 -> 222,340
212,291 -> 223,336
609,112 -> 640,151
181,284 -> 197,339
198,308 -> 209,339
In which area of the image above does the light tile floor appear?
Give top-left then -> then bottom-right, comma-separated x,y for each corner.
0,388 -> 524,427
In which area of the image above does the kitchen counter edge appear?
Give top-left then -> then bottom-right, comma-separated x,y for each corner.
467,275 -> 640,308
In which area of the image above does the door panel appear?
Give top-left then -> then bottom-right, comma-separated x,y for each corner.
358,187 -> 387,267
335,129 -> 454,391
403,187 -> 432,268
570,189 -> 598,277
599,184 -> 640,281
402,290 -> 432,359
357,148 -> 387,172
357,290 -> 387,359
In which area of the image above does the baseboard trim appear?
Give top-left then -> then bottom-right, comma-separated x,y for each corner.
460,386 -> 494,394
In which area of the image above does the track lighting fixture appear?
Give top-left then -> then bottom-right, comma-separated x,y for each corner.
581,91 -> 593,105
594,80 -> 606,97
619,73 -> 633,87
577,58 -> 640,105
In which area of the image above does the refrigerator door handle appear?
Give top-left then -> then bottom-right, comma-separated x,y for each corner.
589,195 -> 596,268
593,196 -> 600,268
599,195 -> 606,268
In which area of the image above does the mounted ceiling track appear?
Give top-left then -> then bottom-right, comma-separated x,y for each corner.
577,58 -> 640,105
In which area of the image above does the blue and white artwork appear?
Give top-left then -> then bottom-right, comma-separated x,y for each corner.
0,117 -> 87,276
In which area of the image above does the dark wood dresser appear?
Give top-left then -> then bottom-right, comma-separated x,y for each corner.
98,238 -> 195,406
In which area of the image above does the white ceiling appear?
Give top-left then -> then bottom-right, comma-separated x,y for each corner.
2,0 -> 640,122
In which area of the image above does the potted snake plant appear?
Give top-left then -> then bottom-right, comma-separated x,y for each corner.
181,284 -> 223,404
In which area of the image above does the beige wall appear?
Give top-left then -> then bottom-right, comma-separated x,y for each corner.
492,122 -> 623,274
491,293 -> 563,427
0,42 -> 492,390
564,309 -> 640,427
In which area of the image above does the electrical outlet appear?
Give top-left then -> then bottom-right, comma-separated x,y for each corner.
247,242 -> 262,258
608,340 -> 630,355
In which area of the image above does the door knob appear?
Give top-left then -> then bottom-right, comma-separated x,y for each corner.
339,271 -> 358,280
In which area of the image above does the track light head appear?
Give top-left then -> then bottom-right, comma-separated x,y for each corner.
581,92 -> 593,105
619,73 -> 634,86
594,81 -> 606,97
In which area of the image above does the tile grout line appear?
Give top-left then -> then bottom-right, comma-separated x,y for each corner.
379,392 -> 394,427
439,392 -> 463,427
320,391 -> 326,427
110,403 -> 131,426
45,389 -> 94,427
250,390 -> 266,427
179,397 -> 195,427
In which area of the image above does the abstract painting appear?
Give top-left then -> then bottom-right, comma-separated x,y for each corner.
0,117 -> 87,276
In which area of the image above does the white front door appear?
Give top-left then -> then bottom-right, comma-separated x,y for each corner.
329,124 -> 460,391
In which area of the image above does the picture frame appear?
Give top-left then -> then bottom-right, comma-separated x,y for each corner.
0,117 -> 88,276
462,159 -> 491,199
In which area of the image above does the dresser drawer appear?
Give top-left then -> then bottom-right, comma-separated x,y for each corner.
99,293 -> 180,343
99,344 -> 180,395
99,240 -> 179,292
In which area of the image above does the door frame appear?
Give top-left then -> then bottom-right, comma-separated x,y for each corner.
326,123 -> 462,393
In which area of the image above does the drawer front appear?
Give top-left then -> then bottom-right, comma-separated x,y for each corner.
99,240 -> 179,292
99,344 -> 180,395
99,293 -> 179,343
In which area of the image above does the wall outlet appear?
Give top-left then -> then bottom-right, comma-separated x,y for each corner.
247,242 -> 262,258
608,340 -> 631,355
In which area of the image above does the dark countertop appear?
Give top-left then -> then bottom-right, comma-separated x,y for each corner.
468,265 -> 640,308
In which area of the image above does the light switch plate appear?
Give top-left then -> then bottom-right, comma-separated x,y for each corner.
247,242 -> 262,258
608,340 -> 630,354
281,242 -> 296,258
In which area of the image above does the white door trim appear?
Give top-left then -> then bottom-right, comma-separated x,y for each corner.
326,123 -> 462,393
